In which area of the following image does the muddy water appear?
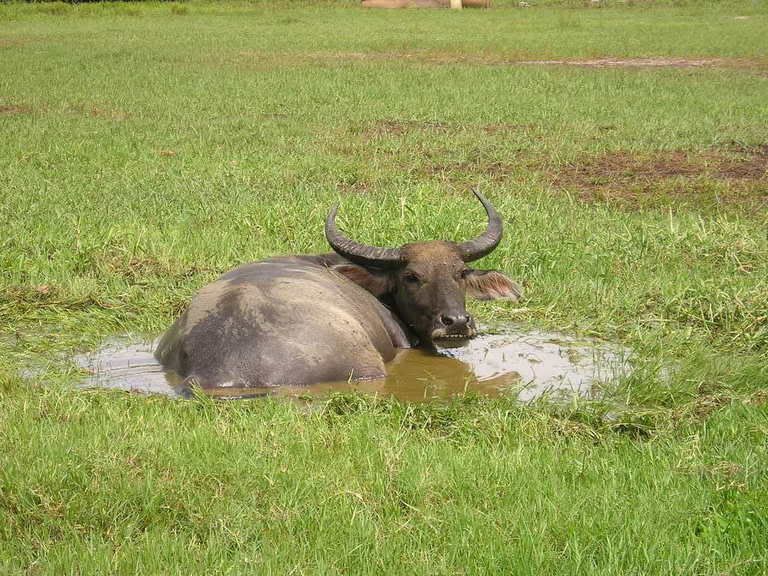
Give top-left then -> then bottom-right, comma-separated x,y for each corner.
74,339 -> 185,396
74,328 -> 631,402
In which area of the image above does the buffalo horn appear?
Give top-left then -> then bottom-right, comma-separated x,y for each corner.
325,205 -> 402,268
456,188 -> 504,262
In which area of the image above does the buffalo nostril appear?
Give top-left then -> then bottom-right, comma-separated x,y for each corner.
440,314 -> 471,328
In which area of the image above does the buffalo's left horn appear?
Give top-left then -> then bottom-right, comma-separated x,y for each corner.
456,188 -> 504,262
325,205 -> 402,268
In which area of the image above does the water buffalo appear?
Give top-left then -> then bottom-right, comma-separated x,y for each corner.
155,190 -> 522,389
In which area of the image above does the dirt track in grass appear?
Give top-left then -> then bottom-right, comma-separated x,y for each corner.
0,104 -> 31,115
516,57 -> 725,68
548,146 -> 768,209
231,51 -> 768,73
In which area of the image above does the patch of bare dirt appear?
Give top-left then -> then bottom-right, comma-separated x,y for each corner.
690,394 -> 733,420
0,38 -> 32,49
0,104 -> 32,115
310,52 -> 734,69
232,50 -> 768,74
549,146 -> 768,210
518,57 -> 724,68
552,146 -> 767,187
748,390 -> 768,406
413,146 -> 766,210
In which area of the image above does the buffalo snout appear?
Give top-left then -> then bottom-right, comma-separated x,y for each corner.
431,311 -> 476,341
439,313 -> 471,329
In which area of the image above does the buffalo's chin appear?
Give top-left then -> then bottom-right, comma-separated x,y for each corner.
430,335 -> 473,351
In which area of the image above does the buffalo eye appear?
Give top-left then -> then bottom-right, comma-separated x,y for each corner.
402,271 -> 422,286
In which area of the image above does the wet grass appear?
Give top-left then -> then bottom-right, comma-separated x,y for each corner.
1,0 -> 767,573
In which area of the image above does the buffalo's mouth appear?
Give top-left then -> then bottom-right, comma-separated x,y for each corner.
430,326 -> 477,344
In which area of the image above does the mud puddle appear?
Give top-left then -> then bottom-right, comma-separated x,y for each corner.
74,327 -> 631,402
73,339 -> 185,395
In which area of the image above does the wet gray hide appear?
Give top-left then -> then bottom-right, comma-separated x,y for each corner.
154,256 -> 410,389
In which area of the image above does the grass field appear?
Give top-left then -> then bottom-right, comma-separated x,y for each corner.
1,1 -> 767,573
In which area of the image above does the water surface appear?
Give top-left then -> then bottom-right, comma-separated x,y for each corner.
74,327 -> 631,402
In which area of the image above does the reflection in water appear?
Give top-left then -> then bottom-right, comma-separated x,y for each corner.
74,327 -> 631,403
74,340 -> 184,396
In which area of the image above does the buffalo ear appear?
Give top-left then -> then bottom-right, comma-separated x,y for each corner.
465,270 -> 523,301
332,264 -> 392,297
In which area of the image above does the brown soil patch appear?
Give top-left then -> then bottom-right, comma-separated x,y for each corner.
748,390 -> 768,406
690,394 -> 732,420
518,57 -> 724,68
311,52 -> 734,69
553,147 -> 768,187
0,38 -> 33,49
0,104 -> 32,115
231,50 -> 768,74
549,146 -> 768,210
413,146 -> 766,211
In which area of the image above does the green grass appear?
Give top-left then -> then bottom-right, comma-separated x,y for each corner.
1,1 -> 767,573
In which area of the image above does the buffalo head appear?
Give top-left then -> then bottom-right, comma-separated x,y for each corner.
325,189 -> 522,346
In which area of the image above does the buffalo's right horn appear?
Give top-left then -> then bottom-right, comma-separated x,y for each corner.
325,205 -> 402,268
